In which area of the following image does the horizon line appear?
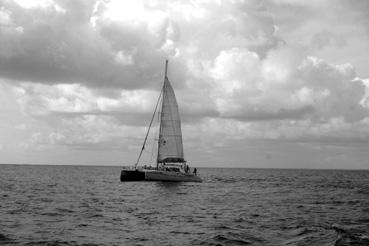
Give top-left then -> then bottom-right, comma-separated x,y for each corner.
0,163 -> 368,171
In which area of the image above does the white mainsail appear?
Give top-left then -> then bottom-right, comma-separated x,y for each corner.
157,62 -> 184,163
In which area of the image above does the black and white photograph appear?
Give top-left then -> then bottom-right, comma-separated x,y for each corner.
0,0 -> 369,245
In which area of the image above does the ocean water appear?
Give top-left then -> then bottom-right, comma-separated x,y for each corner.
0,165 -> 368,246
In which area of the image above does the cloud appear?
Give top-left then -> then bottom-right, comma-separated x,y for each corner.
1,0 -> 369,167
298,57 -> 367,122
8,32 -> 369,148
187,45 -> 368,123
13,82 -> 157,122
311,30 -> 347,49
0,0 -> 168,88
0,0 -> 284,88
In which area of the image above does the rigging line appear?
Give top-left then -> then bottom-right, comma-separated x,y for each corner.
134,88 -> 163,169
150,109 -> 160,164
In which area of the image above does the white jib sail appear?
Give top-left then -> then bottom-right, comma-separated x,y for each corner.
157,75 -> 184,163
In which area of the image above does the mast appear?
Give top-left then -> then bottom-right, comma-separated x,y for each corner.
165,60 -> 168,78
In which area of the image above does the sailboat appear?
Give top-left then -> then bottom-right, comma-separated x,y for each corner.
120,60 -> 202,182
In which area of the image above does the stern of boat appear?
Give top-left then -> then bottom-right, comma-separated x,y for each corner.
120,169 -> 146,182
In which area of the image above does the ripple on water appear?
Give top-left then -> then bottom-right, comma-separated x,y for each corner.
0,166 -> 368,246
192,231 -> 265,246
0,233 -> 13,244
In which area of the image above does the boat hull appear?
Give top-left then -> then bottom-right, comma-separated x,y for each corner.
120,169 -> 146,181
120,169 -> 202,182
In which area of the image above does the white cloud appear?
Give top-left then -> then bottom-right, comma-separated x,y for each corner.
114,50 -> 134,65
1,0 -> 369,167
13,82 -> 159,116
13,0 -> 54,9
0,6 -> 12,25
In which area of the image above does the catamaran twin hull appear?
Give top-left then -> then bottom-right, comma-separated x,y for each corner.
120,169 -> 202,182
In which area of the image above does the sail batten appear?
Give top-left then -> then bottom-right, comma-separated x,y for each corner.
157,72 -> 185,164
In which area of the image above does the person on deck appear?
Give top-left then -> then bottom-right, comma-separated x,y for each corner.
193,168 -> 197,175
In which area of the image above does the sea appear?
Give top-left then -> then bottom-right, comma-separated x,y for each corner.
0,165 -> 368,246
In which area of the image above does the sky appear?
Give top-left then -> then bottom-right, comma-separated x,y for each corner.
0,0 -> 369,169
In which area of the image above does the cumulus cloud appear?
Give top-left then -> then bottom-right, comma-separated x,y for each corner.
184,46 -> 369,124
0,0 -> 284,88
0,0 -> 167,88
12,82 -> 161,125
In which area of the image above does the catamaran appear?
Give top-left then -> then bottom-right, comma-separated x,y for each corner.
120,60 -> 202,182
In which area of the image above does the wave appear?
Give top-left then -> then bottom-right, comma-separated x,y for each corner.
2,166 -> 369,246
23,241 -> 101,246
212,234 -> 253,245
195,232 -> 265,246
332,224 -> 369,246
0,233 -> 13,243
